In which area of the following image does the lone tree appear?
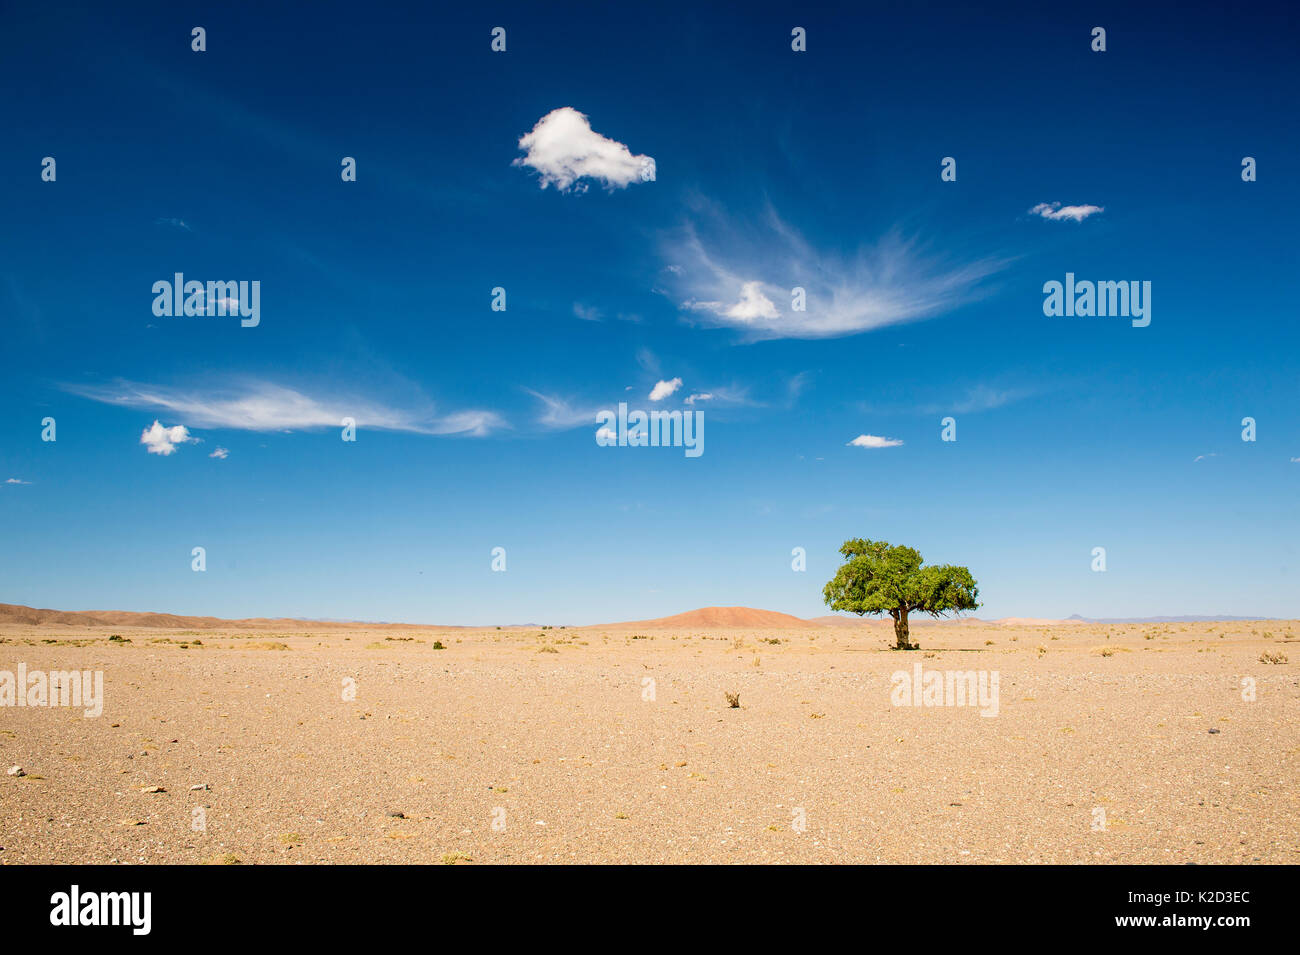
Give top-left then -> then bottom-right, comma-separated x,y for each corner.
823,539 -> 979,650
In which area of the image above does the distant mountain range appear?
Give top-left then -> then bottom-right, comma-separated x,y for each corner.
0,602 -> 1283,631
1065,614 -> 1271,624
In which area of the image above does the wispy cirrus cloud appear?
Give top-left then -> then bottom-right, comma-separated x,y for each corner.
919,384 -> 1036,415
514,107 -> 655,193
67,380 -> 505,437
4,478 -> 32,485
663,206 -> 1006,341
1028,202 -> 1104,222
525,389 -> 604,431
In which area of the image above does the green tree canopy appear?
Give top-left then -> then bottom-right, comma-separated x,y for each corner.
822,538 -> 979,649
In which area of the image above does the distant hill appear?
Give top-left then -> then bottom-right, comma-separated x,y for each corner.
0,602 -> 468,631
5,600 -> 1276,633
1065,613 -> 1271,624
991,617 -> 1071,626
604,608 -> 977,629
804,615 -> 892,628
597,606 -> 811,629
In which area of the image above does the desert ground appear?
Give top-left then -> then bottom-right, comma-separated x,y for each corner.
1,610 -> 1297,864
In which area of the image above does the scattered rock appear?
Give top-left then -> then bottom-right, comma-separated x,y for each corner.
1208,728 -> 1221,735
189,784 -> 209,791
7,766 -> 24,777
139,785 -> 166,794
388,811 -> 405,819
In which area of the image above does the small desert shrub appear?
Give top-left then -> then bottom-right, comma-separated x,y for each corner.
725,691 -> 740,708
1259,651 -> 1288,664
538,645 -> 558,654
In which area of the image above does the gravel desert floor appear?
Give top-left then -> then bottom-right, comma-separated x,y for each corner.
2,620 -> 1297,864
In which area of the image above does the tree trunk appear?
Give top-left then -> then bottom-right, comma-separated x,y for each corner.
893,608 -> 912,650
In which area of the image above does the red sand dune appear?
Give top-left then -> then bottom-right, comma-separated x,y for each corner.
599,606 -> 830,629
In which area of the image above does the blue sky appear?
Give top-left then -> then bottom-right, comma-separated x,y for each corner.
1,1 -> 1297,624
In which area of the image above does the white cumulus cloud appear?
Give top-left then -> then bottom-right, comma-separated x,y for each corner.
1029,202 -> 1104,222
209,447 -> 229,459
649,377 -> 683,402
514,107 -> 655,193
848,434 -> 904,449
141,420 -> 197,455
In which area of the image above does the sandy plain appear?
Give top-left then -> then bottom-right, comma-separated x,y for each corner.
1,618 -> 1297,864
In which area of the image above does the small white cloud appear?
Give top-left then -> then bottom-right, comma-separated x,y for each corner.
573,303 -> 603,321
684,392 -> 713,405
595,426 -> 617,443
209,447 -> 229,459
4,478 -> 31,485
514,107 -> 655,193
141,420 -> 197,455
707,281 -> 779,322
1029,202 -> 1104,222
1290,457 -> 1300,463
848,434 -> 903,449
649,377 -> 683,402
155,217 -> 192,232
